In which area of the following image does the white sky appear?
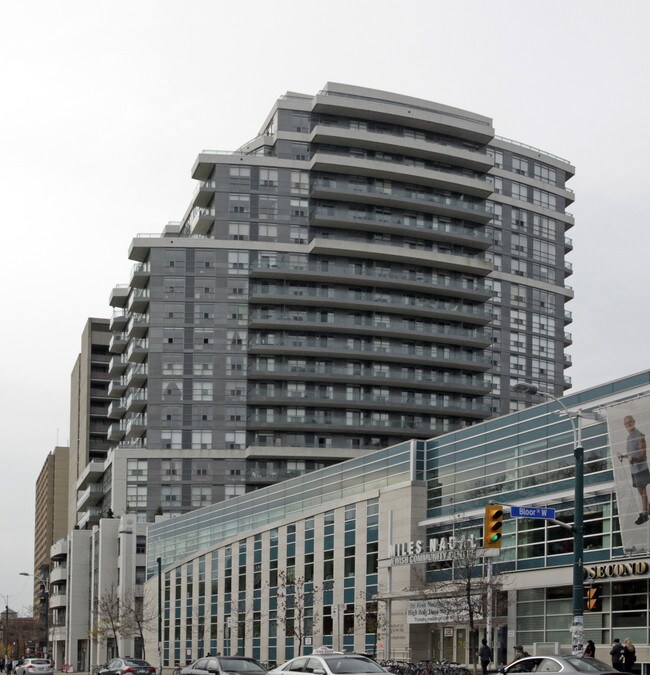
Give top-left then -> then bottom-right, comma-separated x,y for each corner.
1,0 -> 648,614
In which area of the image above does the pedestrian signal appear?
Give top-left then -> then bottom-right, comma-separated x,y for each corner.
585,585 -> 601,611
483,504 -> 503,549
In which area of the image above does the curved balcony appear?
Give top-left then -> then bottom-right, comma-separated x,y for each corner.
248,311 -> 489,348
246,413 -> 471,437
246,390 -> 490,418
49,564 -> 67,584
49,591 -> 67,610
249,260 -> 492,302
311,205 -> 491,249
309,123 -> 493,171
248,336 -> 490,371
247,362 -> 489,394
77,483 -> 104,510
249,286 -> 490,325
309,151 -> 491,198
311,177 -> 492,223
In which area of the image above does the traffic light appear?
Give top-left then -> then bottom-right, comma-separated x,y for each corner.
585,585 -> 601,611
483,504 -> 503,549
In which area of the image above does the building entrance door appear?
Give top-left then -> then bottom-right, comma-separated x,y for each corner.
436,627 -> 467,665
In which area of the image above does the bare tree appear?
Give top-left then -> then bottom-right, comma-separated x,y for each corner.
120,595 -> 157,660
354,591 -> 388,658
276,571 -> 321,656
88,586 -> 122,657
408,539 -> 506,671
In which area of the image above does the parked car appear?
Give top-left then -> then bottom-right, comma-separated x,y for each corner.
500,656 -> 620,675
14,659 -> 54,675
99,658 -> 157,675
268,654 -> 387,675
181,656 -> 268,675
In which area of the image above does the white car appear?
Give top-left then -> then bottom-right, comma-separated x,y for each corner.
268,654 -> 386,675
15,659 -> 54,675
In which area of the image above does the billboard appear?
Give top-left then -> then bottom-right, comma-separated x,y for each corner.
603,396 -> 650,555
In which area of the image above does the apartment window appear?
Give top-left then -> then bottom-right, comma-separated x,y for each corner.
532,314 -> 556,336
290,199 -> 308,218
226,330 -> 246,350
511,233 -> 528,253
510,355 -> 526,372
225,484 -> 246,499
258,224 -> 277,240
533,188 -> 557,210
512,208 -> 527,228
510,332 -> 526,353
192,486 -> 212,508
194,304 -> 214,321
127,485 -> 147,508
193,354 -> 213,376
291,170 -> 309,194
487,278 -> 501,299
194,329 -> 214,349
163,277 -> 185,298
492,176 -> 503,193
487,148 -> 503,168
258,168 -> 278,188
534,163 -> 557,185
229,223 -> 250,240
162,405 -> 180,423
533,239 -> 556,264
228,250 -> 249,274
195,250 -> 215,269
162,357 -> 183,376
161,485 -> 182,504
511,259 -> 527,276
512,182 -> 528,201
194,282 -> 215,300
532,358 -> 554,378
194,462 -> 210,477
162,380 -> 182,400
531,336 -> 555,359
127,459 -> 148,481
226,431 -> 246,449
291,142 -> 309,160
228,304 -> 248,322
192,431 -> 212,449
511,309 -> 526,327
510,283 -> 526,306
193,406 -> 213,424
161,431 -> 182,450
532,288 -> 555,311
164,250 -> 186,270
512,156 -> 529,175
229,194 -> 250,214
226,356 -> 246,375
229,166 -> 251,181
485,252 -> 502,271
227,380 -> 246,398
226,406 -> 246,422
227,279 -> 248,297
193,382 -> 213,401
259,195 -> 278,220
290,225 -> 308,244
488,202 -> 502,223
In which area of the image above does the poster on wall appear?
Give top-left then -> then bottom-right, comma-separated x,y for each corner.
603,396 -> 650,555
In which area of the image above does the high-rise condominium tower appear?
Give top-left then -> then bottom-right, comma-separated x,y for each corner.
105,83 -> 574,522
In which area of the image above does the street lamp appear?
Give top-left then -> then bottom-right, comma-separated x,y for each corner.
19,573 -> 49,660
513,383 -> 601,657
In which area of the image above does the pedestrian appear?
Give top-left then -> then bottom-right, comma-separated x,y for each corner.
5,659 -> 11,675
622,639 -> 636,673
584,640 -> 595,658
479,638 -> 493,675
610,638 -> 624,671
512,646 -> 529,663
617,416 -> 650,525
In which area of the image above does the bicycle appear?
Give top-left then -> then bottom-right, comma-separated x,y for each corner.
172,665 -> 182,675
91,665 -> 106,675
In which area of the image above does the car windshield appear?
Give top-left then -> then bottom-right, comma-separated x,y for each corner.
323,658 -> 385,674
218,659 -> 266,673
563,658 -> 615,672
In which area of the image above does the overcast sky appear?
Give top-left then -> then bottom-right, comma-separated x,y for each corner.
1,0 -> 648,614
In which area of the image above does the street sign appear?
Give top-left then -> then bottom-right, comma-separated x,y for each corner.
511,505 -> 556,519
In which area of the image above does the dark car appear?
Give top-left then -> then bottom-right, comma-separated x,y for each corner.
99,658 -> 156,675
501,656 -> 620,675
181,657 -> 267,675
